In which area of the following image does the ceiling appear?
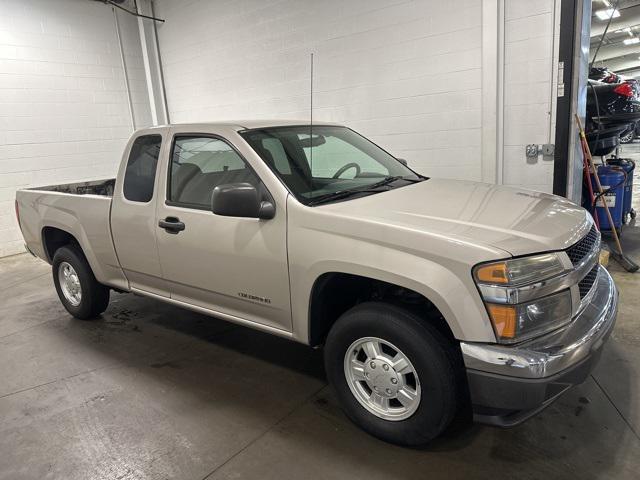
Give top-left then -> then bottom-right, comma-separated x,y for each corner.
590,0 -> 640,77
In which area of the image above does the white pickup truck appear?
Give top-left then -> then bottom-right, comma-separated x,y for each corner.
15,121 -> 617,446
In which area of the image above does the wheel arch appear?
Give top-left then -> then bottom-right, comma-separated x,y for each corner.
41,226 -> 81,263
37,213 -> 128,291
308,271 -> 457,347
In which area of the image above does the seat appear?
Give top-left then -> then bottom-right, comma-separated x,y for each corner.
171,163 -> 203,202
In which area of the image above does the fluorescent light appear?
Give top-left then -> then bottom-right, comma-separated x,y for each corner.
595,9 -> 620,20
624,37 -> 640,45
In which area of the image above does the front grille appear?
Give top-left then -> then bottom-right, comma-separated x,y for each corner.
578,265 -> 599,298
566,225 -> 599,266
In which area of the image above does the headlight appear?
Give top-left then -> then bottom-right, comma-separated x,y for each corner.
474,253 -> 566,286
474,253 -> 573,343
485,290 -> 572,343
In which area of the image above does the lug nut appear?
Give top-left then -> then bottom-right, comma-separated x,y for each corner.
370,361 -> 376,369
391,378 -> 397,384
382,364 -> 389,371
386,388 -> 392,394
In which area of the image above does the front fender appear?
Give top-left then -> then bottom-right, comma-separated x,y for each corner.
286,209 -> 502,344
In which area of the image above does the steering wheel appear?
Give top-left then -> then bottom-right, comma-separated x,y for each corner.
332,162 -> 361,179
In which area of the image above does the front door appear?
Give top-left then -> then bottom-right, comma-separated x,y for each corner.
154,132 -> 291,332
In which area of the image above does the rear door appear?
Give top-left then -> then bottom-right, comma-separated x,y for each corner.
154,126 -> 291,332
111,130 -> 169,297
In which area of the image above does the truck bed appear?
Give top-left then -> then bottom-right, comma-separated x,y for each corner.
16,177 -> 127,290
26,178 -> 115,196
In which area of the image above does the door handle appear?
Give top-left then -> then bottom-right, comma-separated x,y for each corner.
158,217 -> 185,234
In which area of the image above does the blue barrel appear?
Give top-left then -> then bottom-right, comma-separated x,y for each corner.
591,166 -> 625,230
607,158 -> 635,222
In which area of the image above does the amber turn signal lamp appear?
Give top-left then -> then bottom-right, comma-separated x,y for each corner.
475,263 -> 508,284
486,304 -> 516,339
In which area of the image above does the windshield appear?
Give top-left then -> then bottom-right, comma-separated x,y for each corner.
239,126 -> 423,205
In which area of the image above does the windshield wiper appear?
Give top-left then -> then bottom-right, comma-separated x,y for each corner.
369,175 -> 425,186
366,175 -> 404,188
404,175 -> 426,182
307,188 -> 385,206
307,176 -> 422,206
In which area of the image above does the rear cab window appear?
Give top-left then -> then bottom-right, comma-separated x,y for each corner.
123,135 -> 162,203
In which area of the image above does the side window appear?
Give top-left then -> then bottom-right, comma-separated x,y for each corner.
123,135 -> 162,203
169,136 -> 259,208
301,134 -> 388,178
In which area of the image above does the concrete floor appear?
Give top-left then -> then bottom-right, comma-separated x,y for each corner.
2,158 -> 640,479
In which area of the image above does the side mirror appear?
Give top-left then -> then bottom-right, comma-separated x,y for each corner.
397,158 -> 408,166
211,183 -> 275,219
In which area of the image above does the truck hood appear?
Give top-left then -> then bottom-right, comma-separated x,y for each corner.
321,178 -> 591,257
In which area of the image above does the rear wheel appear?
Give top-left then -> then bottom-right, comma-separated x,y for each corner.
324,302 -> 463,446
52,246 -> 110,319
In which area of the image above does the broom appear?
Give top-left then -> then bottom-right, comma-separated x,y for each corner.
576,115 -> 638,272
580,136 -> 600,230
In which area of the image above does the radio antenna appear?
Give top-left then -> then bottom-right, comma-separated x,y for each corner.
310,52 -> 314,180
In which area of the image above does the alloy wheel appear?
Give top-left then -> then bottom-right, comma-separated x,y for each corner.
58,261 -> 82,306
343,336 -> 421,421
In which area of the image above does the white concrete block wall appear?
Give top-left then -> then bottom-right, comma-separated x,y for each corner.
0,0 -> 150,257
154,0 -> 560,191
0,0 -> 562,258
154,0 -> 483,180
503,0 -> 558,193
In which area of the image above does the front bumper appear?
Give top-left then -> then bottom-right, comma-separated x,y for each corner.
460,266 -> 618,427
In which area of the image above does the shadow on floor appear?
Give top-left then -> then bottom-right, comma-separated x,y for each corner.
54,291 -> 637,464
2,253 -> 638,479
50,291 -> 488,452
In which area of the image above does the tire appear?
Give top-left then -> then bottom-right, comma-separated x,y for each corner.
620,131 -> 634,144
324,302 -> 463,446
52,245 -> 110,319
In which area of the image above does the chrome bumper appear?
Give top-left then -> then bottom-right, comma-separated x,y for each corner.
461,267 -> 617,426
461,266 -> 617,380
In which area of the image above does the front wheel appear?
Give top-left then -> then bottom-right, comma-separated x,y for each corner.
324,302 -> 463,446
52,246 -> 110,319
